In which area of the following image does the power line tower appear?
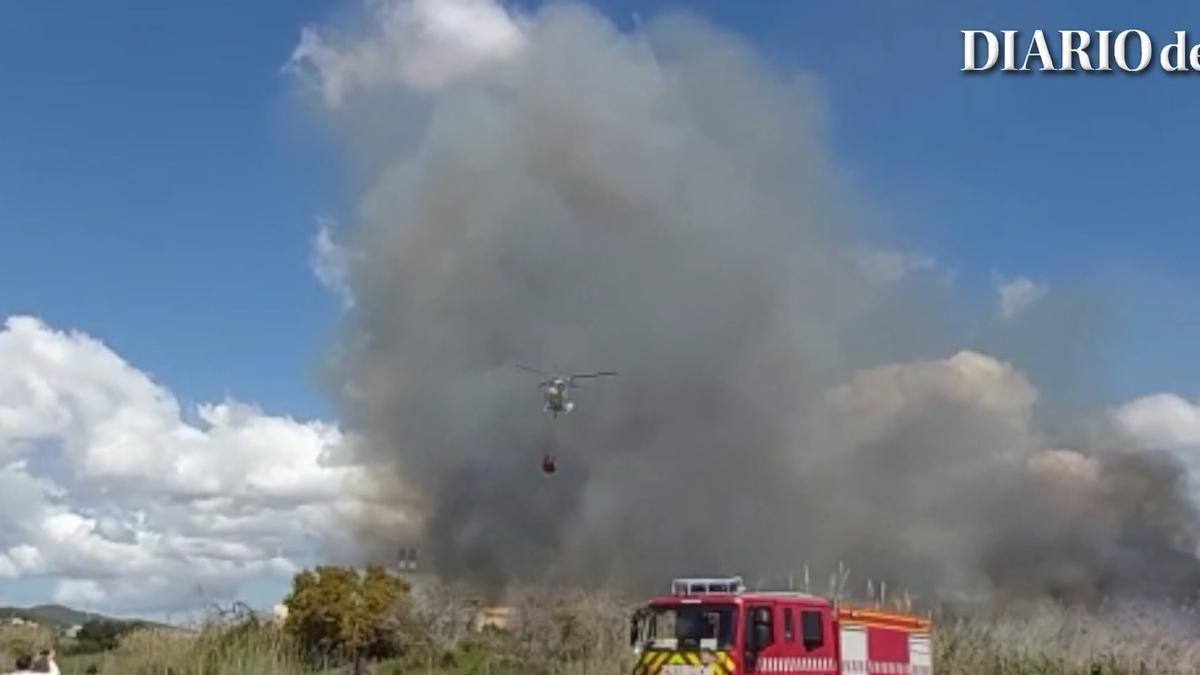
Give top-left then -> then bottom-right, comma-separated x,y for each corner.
396,545 -> 418,573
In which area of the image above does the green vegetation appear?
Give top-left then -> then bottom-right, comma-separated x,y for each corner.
282,564 -> 410,668
4,570 -> 1199,674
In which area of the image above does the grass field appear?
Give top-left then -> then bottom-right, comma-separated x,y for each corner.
3,595 -> 1198,675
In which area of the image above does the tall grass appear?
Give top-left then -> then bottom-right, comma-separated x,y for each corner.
86,621 -> 304,675
934,599 -> 1200,675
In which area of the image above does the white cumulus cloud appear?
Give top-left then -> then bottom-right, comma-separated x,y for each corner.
1112,393 -> 1200,449
0,315 -> 409,613
1110,393 -> 1200,482
287,0 -> 528,107
311,218 -> 355,309
995,275 -> 1047,319
853,247 -> 940,285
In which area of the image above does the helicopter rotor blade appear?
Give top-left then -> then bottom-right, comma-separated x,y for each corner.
568,371 -> 618,380
566,371 -> 616,388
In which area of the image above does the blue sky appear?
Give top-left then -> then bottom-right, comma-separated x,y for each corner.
0,1 -> 346,421
4,0 -> 1200,614
4,1 -> 1200,419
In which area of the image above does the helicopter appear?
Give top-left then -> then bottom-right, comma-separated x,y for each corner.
515,364 -> 618,419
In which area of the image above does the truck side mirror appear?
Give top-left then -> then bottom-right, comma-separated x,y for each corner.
630,609 -> 648,648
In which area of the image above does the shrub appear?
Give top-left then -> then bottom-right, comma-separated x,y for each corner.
282,564 -> 411,669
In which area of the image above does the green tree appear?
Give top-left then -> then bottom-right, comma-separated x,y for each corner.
282,564 -> 409,669
73,619 -> 138,653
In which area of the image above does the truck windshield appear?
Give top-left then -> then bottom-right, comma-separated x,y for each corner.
640,604 -> 736,649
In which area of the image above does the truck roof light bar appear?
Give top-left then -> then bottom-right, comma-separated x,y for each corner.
671,577 -> 746,595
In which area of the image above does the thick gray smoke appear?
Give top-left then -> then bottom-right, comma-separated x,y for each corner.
291,0 -> 1200,604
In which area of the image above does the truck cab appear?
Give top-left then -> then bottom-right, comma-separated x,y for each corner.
630,577 -> 837,675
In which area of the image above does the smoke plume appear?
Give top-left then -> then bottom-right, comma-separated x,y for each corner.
290,0 -> 1200,604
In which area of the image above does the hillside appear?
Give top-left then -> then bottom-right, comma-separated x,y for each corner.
0,604 -> 140,629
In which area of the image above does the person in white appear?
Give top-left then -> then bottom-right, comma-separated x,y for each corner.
7,649 -> 59,675
33,650 -> 60,675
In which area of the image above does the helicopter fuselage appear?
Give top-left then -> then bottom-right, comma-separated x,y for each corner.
543,380 -> 574,417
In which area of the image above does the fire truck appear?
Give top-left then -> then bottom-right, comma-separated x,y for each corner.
629,576 -> 932,675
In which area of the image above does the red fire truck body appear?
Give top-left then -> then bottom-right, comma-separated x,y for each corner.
630,577 -> 932,675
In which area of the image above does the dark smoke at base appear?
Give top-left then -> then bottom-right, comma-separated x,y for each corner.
985,449 -> 1200,605
425,442 -> 591,592
293,0 -> 1200,605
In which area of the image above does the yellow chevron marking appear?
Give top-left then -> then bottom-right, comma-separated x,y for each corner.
632,650 -> 738,675
714,651 -> 734,675
638,650 -> 668,675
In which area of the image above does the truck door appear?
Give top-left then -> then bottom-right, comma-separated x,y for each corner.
742,604 -> 775,673
744,603 -> 838,674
